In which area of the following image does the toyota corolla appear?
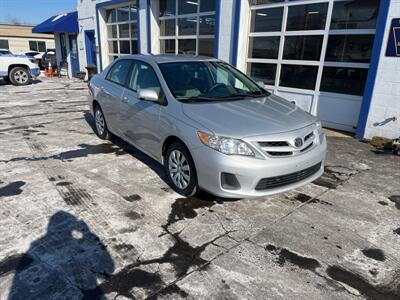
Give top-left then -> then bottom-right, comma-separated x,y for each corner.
88,55 -> 326,198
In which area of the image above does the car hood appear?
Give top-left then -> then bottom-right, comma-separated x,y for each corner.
182,94 -> 316,138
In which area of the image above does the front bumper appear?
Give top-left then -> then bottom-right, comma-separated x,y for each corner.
190,134 -> 327,198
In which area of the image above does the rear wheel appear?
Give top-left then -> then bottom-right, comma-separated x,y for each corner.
165,141 -> 198,197
9,67 -> 31,86
94,105 -> 111,140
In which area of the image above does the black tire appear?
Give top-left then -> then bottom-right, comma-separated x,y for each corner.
164,141 -> 198,197
9,67 -> 32,86
93,105 -> 111,140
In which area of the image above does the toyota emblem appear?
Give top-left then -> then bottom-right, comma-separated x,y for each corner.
294,138 -> 303,148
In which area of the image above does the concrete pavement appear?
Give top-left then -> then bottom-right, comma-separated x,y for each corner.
0,77 -> 399,299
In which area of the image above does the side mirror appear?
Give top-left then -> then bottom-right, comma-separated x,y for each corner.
256,81 -> 265,89
138,89 -> 159,102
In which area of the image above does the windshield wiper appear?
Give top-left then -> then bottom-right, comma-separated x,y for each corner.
213,91 -> 268,100
178,96 -> 217,103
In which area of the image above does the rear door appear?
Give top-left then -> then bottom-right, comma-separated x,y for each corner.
119,60 -> 163,158
98,59 -> 133,134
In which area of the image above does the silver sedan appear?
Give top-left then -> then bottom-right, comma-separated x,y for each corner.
88,55 -> 326,198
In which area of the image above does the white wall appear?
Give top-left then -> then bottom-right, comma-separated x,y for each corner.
364,0 -> 400,139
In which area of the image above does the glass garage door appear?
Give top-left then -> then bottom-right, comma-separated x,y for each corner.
105,3 -> 139,62
158,0 -> 217,57
246,0 -> 380,132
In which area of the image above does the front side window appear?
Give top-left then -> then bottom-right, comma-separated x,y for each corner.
159,0 -> 216,57
106,60 -> 133,86
128,61 -> 161,96
159,61 -> 268,101
106,3 -> 138,63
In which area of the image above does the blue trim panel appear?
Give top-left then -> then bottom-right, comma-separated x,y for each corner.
137,0 -> 142,54
30,68 -> 40,77
231,0 -> 241,66
356,0 -> 391,139
146,0 -> 151,54
85,30 -> 96,65
32,11 -> 79,34
96,0 -> 141,71
214,0 -> 221,58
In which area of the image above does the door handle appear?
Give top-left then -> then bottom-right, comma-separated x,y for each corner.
122,96 -> 129,103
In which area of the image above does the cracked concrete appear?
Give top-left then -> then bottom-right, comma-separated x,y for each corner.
0,77 -> 399,299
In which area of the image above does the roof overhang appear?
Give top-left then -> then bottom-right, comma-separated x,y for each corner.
32,11 -> 78,34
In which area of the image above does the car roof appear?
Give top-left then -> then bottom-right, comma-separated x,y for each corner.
119,54 -> 220,64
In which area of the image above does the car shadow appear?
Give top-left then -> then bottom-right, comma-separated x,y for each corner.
3,211 -> 114,299
0,79 -> 42,86
84,112 -> 241,202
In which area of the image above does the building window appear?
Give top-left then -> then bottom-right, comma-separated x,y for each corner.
280,65 -> 318,90
283,36 -> 323,61
159,0 -> 216,56
330,0 -> 379,30
325,35 -> 374,63
246,0 -> 379,96
106,3 -> 138,62
29,41 -> 46,52
0,39 -> 9,50
286,3 -> 328,31
320,67 -> 368,96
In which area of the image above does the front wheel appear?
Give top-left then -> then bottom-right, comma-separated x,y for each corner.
165,142 -> 198,197
9,67 -> 32,86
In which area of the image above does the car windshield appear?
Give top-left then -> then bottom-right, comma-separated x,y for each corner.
158,61 -> 269,102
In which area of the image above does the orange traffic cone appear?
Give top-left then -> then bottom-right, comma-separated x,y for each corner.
48,62 -> 53,77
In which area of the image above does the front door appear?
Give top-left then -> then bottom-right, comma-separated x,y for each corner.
68,34 -> 80,77
119,61 -> 162,159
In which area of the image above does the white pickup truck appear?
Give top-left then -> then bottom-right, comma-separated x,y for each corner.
0,52 -> 40,86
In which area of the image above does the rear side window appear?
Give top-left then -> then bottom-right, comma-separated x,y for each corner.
128,61 -> 161,96
106,59 -> 133,86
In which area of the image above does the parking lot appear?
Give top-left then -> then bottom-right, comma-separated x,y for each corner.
0,77 -> 399,299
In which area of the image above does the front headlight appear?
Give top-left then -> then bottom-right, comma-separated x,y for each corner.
315,120 -> 323,134
197,132 -> 255,156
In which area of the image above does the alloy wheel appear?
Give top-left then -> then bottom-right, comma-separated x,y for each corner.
95,109 -> 105,136
14,70 -> 29,84
168,149 -> 191,189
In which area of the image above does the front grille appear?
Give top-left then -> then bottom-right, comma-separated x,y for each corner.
305,132 -> 314,142
259,141 -> 289,147
300,142 -> 314,152
267,151 -> 293,157
255,162 -> 322,191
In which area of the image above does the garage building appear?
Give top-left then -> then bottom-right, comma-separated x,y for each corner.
0,23 -> 55,53
59,0 -> 398,139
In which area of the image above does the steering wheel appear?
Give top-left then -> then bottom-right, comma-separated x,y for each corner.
208,83 -> 226,93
